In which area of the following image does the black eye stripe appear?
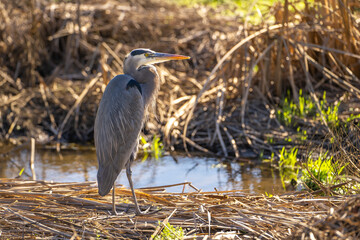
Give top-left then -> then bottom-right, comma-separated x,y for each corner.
130,49 -> 150,56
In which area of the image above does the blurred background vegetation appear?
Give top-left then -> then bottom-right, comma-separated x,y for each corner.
0,0 -> 359,193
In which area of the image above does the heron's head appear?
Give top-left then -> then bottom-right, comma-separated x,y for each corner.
124,48 -> 190,71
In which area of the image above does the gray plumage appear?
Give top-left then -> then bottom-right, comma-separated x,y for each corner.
95,55 -> 159,197
94,48 -> 189,215
95,74 -> 144,196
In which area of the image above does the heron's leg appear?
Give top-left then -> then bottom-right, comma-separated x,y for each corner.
126,159 -> 143,215
112,183 -> 118,215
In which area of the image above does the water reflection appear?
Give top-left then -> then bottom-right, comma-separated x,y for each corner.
0,149 -> 284,194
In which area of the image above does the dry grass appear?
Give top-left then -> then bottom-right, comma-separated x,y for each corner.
0,178 -> 359,239
293,195 -> 360,239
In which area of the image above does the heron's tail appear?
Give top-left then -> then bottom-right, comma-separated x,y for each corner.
97,166 -> 121,196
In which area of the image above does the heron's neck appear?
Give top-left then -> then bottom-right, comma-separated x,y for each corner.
125,65 -> 160,110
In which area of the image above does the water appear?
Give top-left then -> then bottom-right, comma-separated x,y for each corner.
0,148 -> 284,194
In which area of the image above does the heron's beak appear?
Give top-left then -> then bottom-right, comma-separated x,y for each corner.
148,52 -> 190,64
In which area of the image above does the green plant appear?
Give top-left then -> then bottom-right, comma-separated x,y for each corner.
140,135 -> 164,161
278,147 -> 299,189
151,135 -> 164,160
171,0 -> 312,24
301,151 -> 346,192
266,136 -> 274,144
264,192 -> 273,198
277,90 -> 342,130
276,97 -> 293,126
279,147 -> 298,169
346,113 -> 360,123
298,89 -> 316,117
18,168 -> 24,177
296,126 -> 308,141
276,89 -> 316,127
318,91 -> 340,128
153,222 -> 185,240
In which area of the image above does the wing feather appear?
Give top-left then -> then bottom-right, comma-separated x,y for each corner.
95,75 -> 144,196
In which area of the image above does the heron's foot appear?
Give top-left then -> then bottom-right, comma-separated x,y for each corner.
113,209 -> 119,215
134,205 -> 161,216
109,208 -> 125,216
111,206 -> 125,216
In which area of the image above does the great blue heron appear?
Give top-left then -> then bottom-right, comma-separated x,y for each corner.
95,48 -> 190,215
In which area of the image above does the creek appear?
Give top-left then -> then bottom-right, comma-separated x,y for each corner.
0,148 -> 285,194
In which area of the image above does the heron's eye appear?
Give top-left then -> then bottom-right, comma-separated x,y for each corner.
144,53 -> 149,57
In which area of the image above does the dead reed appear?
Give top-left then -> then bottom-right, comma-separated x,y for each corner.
0,0 -> 359,158
0,178 -> 359,239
